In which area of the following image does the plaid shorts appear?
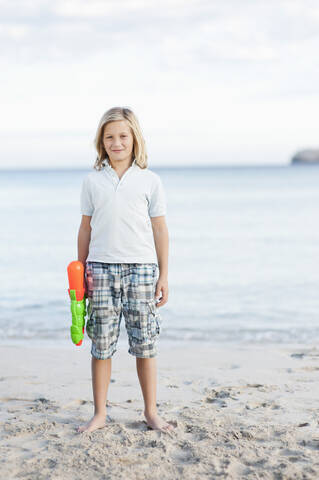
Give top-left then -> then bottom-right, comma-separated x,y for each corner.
85,262 -> 162,359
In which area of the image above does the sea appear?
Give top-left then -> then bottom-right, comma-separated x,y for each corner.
1,164 -> 318,350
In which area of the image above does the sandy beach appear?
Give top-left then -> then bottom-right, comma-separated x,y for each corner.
1,341 -> 319,479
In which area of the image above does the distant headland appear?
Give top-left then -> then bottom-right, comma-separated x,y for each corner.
291,149 -> 319,165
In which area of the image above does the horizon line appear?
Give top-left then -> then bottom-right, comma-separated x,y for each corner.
0,162 -> 311,172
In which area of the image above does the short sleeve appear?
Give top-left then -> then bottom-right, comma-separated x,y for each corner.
80,176 -> 94,216
148,175 -> 167,217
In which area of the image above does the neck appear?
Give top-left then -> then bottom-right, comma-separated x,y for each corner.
107,157 -> 135,175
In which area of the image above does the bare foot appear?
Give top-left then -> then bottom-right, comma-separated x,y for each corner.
144,410 -> 175,433
77,413 -> 107,434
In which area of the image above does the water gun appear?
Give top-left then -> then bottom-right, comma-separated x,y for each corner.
67,261 -> 87,346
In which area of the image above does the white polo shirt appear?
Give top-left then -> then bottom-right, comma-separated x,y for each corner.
80,159 -> 167,264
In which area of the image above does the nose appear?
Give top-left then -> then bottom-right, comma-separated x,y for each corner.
112,138 -> 123,148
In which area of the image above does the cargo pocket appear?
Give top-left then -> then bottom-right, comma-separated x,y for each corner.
146,300 -> 161,338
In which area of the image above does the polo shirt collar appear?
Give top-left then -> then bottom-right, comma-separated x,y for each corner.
101,157 -> 138,171
101,157 -> 138,187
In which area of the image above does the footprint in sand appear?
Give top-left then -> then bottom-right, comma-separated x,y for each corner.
203,387 -> 239,406
203,384 -> 279,408
291,350 -> 319,359
245,384 -> 278,393
245,400 -> 281,410
300,366 -> 319,372
291,353 -> 305,359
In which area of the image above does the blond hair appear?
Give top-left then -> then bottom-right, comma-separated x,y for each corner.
93,107 -> 148,170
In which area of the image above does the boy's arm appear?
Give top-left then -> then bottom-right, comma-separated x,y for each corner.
151,215 -> 169,306
77,215 -> 92,265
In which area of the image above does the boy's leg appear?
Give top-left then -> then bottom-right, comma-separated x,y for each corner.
92,356 -> 112,415
78,263 -> 121,434
136,357 -> 157,415
123,263 -> 174,432
136,357 -> 174,432
77,357 -> 112,433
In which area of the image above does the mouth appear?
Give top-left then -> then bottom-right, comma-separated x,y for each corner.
112,150 -> 124,152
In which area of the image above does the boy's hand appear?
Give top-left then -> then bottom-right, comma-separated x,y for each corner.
155,275 -> 168,307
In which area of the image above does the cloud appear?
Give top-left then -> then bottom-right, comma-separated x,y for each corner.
1,0 -> 318,64
0,0 -> 319,167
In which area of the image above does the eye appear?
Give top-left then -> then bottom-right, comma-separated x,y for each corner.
121,135 -> 127,138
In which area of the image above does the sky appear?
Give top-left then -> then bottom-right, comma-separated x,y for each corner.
1,0 -> 319,168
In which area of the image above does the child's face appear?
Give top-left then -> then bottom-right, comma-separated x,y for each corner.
103,120 -> 134,164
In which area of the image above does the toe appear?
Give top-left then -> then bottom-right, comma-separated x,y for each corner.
164,423 -> 174,431
159,423 -> 173,433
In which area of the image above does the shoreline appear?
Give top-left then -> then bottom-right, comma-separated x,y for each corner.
1,335 -> 319,350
